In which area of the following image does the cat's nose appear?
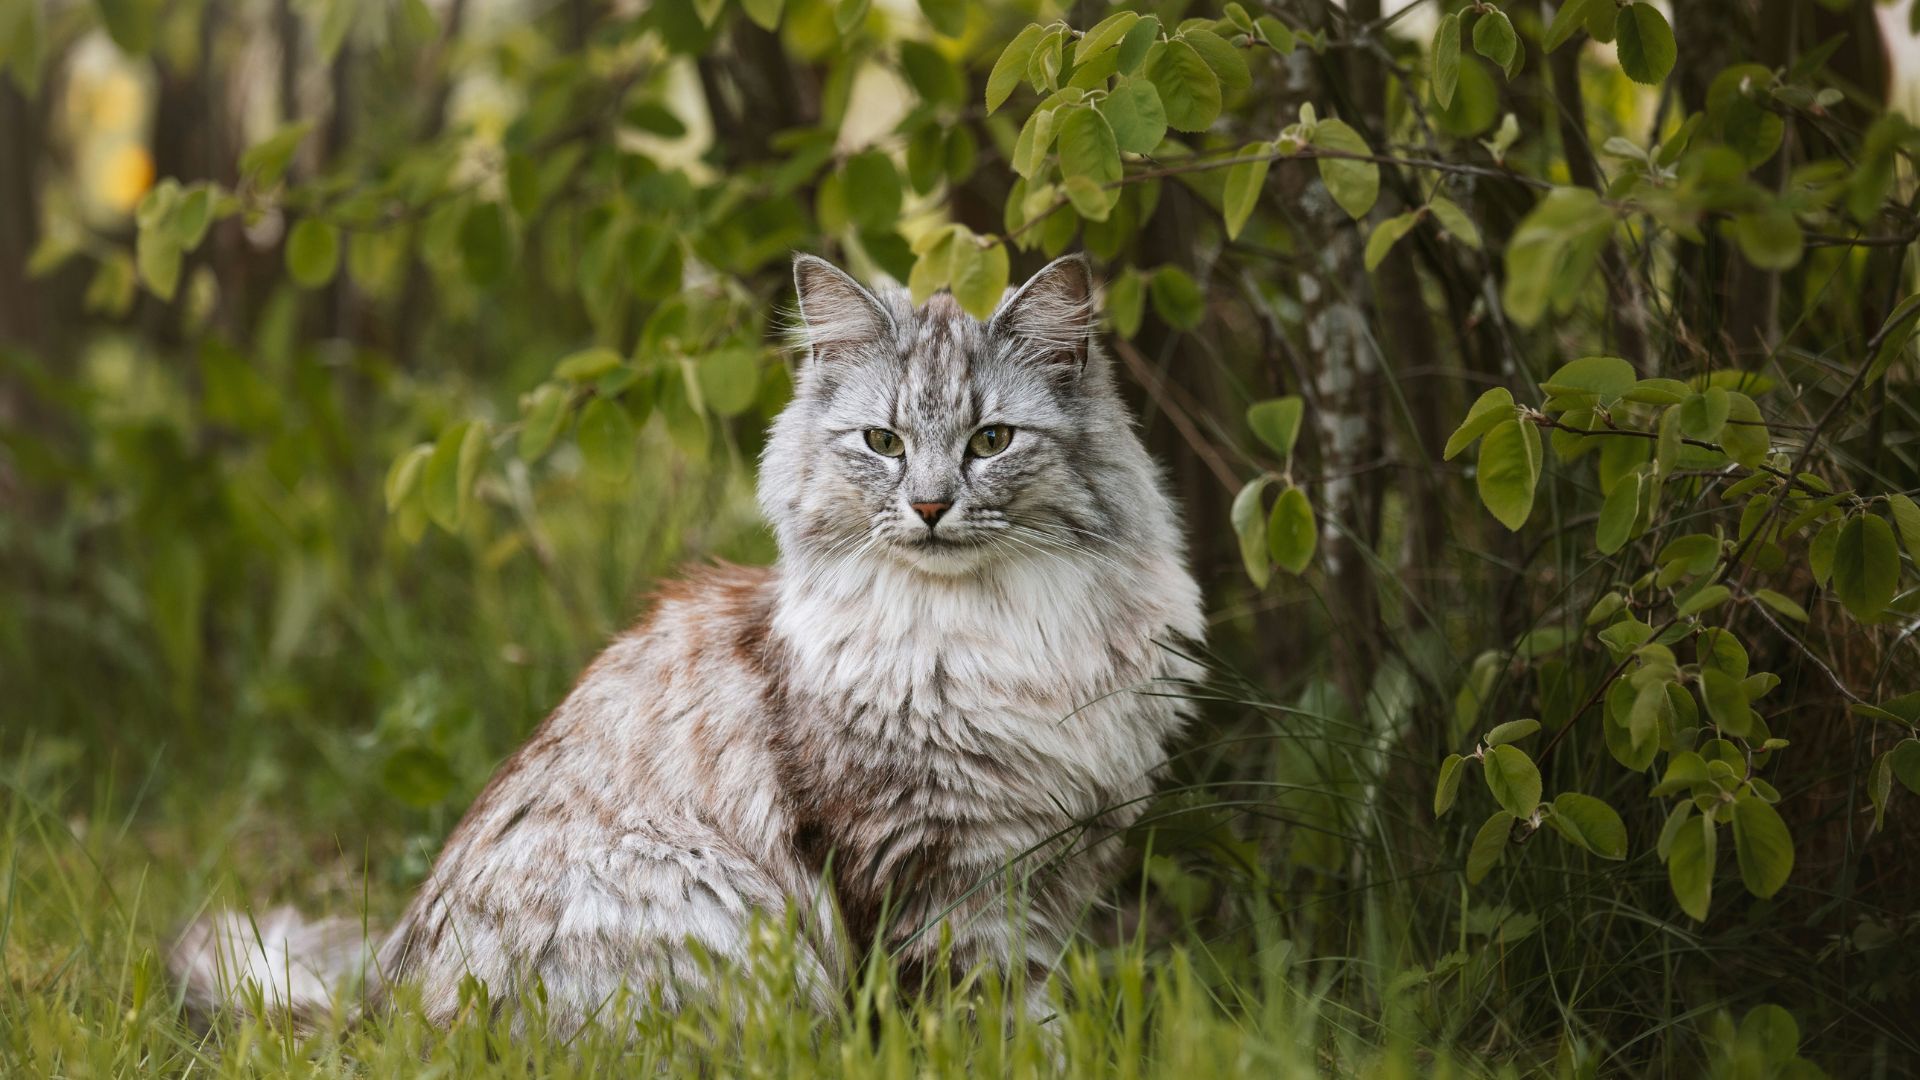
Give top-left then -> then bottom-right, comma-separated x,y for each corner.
910,501 -> 951,526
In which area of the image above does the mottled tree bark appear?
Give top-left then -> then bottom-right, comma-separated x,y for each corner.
1272,3 -> 1386,710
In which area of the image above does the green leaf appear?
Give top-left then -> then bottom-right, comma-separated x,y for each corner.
1267,486 -> 1316,575
1732,794 -> 1793,899
1869,750 -> 1893,835
1222,145 -> 1272,241
986,24 -> 1045,114
240,120 -> 313,186
899,40 -> 963,107
384,444 -> 432,512
518,383 -> 570,462
1542,355 -> 1637,400
1471,10 -> 1519,78
1668,812 -> 1716,920
1232,476 -> 1274,588
1866,294 -> 1920,384
1832,514 -> 1899,619
1476,418 -> 1541,531
1364,211 -> 1419,272
1143,39 -> 1221,133
1549,792 -> 1628,860
1680,388 -> 1731,440
1753,589 -> 1808,622
555,346 -> 623,383
1544,0 -> 1609,52
1810,518 -> 1842,586
1427,196 -> 1482,249
1247,397 -> 1305,461
1431,13 -> 1460,109
423,420 -> 486,531
1887,493 -> 1920,562
136,228 -> 182,301
1435,754 -> 1466,817
285,218 -> 340,289
917,0 -> 964,37
1105,268 -> 1145,338
1467,810 -> 1514,885
1116,15 -> 1160,75
1150,265 -> 1205,330
1501,186 -> 1614,326
1057,106 -> 1122,191
1010,106 -> 1058,180
1701,667 -> 1752,737
1655,406 -> 1682,477
1727,206 -> 1803,271
459,201 -> 511,286
742,0 -> 784,30
1484,744 -> 1542,818
1719,391 -> 1770,467
950,239 -> 1009,320
1255,16 -> 1293,54
834,0 -> 869,34
843,150 -> 903,232
1677,585 -> 1732,618
1181,28 -> 1250,97
1311,119 -> 1379,220
1651,799 -> 1697,857
1072,11 -> 1139,67
1486,719 -> 1540,746
1100,76 -> 1168,155
1892,739 -> 1920,796
577,397 -> 636,483
1444,387 -> 1515,460
1614,3 -> 1676,85
1596,469 -> 1642,555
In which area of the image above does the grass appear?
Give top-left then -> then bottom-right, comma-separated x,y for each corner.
0,739 -> 1466,1077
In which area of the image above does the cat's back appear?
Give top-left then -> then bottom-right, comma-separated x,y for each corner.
486,561 -> 782,816
377,563 -> 813,1022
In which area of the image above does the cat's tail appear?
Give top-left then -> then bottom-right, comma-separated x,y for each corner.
168,905 -> 374,1024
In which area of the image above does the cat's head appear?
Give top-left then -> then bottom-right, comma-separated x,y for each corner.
760,253 -> 1176,577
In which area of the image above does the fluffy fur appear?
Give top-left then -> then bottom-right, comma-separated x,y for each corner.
170,254 -> 1205,1031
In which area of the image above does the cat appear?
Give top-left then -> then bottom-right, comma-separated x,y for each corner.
171,253 -> 1206,1032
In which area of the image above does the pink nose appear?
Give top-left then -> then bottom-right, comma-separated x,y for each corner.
910,501 -> 951,525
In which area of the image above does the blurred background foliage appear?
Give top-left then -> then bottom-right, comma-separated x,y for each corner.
6,0 -> 1920,1074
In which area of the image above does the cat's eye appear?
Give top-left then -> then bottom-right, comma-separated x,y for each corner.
968,425 -> 1013,458
864,429 -> 905,457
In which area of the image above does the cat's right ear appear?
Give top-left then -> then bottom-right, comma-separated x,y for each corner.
792,254 -> 894,364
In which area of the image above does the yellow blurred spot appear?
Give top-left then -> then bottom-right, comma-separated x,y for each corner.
97,142 -> 154,213
90,70 -> 146,133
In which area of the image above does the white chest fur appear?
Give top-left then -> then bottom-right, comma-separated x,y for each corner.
771,551 -> 1202,800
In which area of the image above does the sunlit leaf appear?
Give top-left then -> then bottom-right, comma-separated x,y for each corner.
1484,744 -> 1542,818
1232,476 -> 1274,588
1476,418 -> 1541,531
1247,397 -> 1305,461
1267,485 -> 1316,575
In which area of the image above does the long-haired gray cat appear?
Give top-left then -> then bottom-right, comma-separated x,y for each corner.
173,253 -> 1205,1030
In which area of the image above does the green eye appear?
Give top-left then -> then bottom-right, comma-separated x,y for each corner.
864,429 -> 905,457
968,425 -> 1013,458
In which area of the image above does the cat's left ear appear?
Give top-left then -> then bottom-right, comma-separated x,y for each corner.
989,254 -> 1096,373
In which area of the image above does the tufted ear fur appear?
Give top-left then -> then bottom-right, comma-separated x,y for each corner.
791,254 -> 895,364
988,254 -> 1096,373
